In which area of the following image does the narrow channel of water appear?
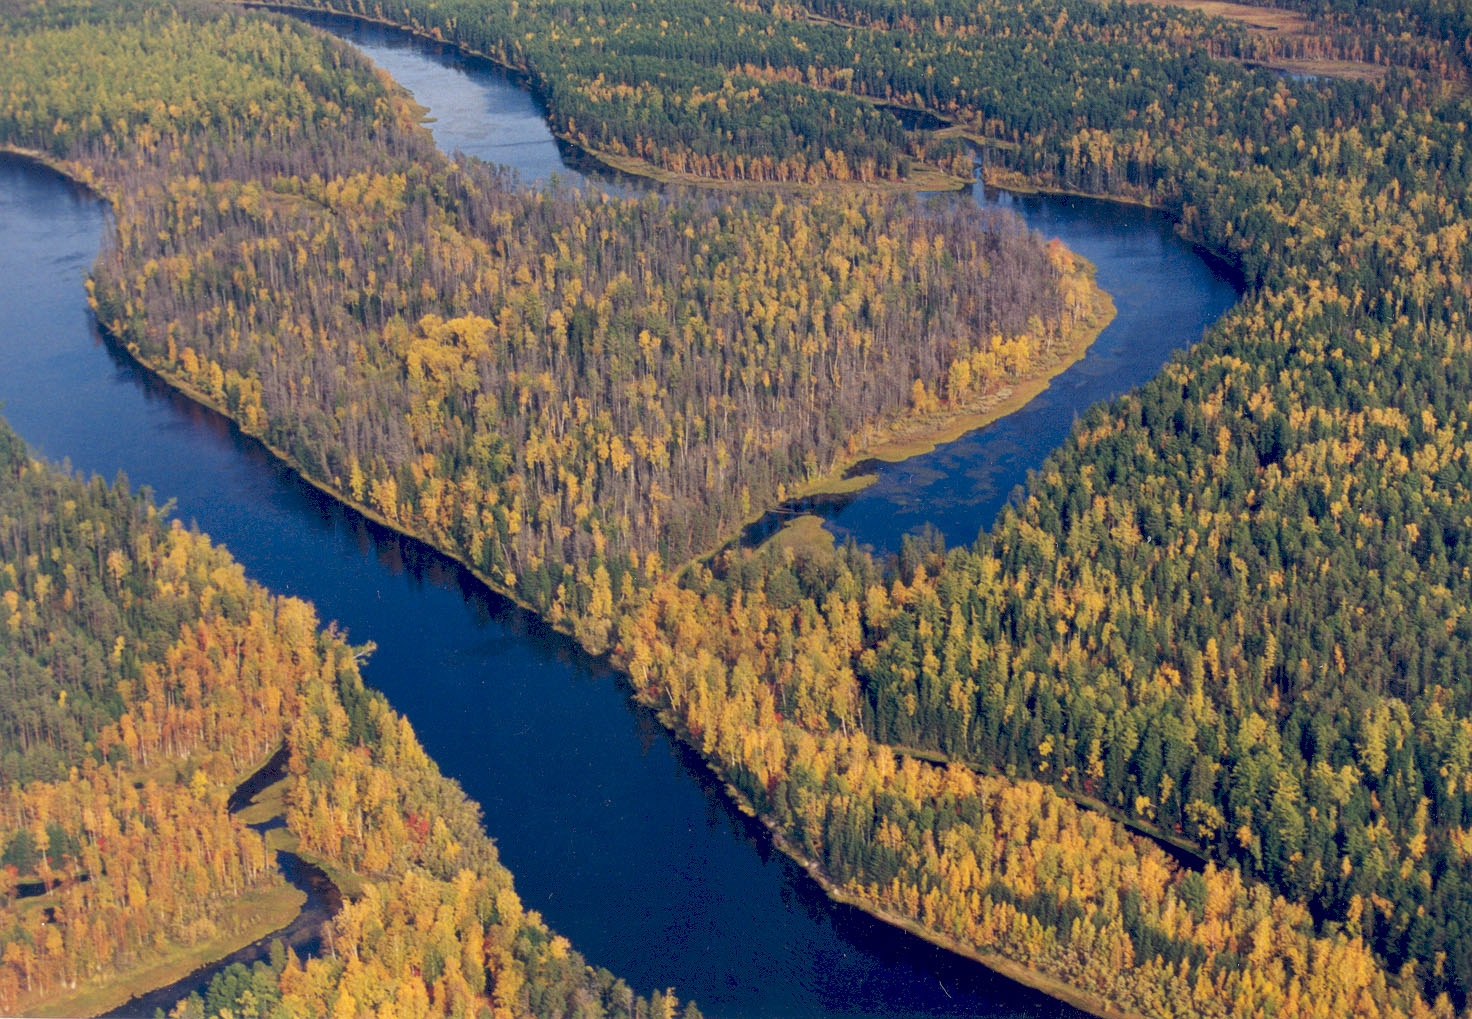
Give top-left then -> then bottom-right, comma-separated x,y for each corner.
746,189 -> 1242,555
1,10 -> 1237,1017
278,7 -> 596,187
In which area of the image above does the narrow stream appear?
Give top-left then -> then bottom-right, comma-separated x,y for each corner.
103,747 -> 342,1018
2,10 -> 1237,1017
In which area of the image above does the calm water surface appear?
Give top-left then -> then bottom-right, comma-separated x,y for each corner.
0,12 -> 1238,1017
284,8 -> 593,186
810,189 -> 1240,554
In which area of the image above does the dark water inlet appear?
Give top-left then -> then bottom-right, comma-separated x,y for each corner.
96,750 -> 342,1018
1,11 -> 1237,1016
101,850 -> 339,1019
227,744 -> 292,815
82,744 -> 339,1017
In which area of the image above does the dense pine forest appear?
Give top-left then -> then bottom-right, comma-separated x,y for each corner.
266,0 -> 1466,186
0,414 -> 687,1018
7,0 -> 1472,1015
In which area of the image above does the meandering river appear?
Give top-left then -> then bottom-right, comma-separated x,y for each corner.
104,750 -> 341,1019
0,11 -> 1239,1017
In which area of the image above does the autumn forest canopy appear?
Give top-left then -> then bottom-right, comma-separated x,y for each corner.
0,411 -> 696,1018
3,0 -> 1472,1015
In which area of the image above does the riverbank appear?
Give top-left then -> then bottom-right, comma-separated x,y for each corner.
645,705 -> 1139,1019
0,146 -> 105,196
6,745 -> 325,1019
979,167 -> 1160,210
795,846 -> 1141,1019
789,261 -> 1116,507
31,884 -> 305,1019
0,157 -> 604,656
581,147 -> 969,193
94,750 -> 344,1019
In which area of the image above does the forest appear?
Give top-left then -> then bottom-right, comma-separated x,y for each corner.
0,0 -> 1097,649
6,0 -> 1472,1015
268,0 -> 1466,187
0,412 -> 690,1018
0,0 -> 1094,1013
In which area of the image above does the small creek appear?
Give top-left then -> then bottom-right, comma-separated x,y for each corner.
101,749 -> 342,1019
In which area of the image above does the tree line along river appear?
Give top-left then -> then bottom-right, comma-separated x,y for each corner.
0,10 -> 1240,1017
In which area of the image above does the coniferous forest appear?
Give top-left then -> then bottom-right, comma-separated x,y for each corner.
5,0 -> 1472,1015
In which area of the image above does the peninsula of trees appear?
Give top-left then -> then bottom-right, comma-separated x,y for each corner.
2,0 -> 1098,648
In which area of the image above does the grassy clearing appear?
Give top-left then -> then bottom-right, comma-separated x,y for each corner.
1114,0 -> 1387,81
232,759 -> 362,900
17,752 -> 308,1017
1247,57 -> 1387,82
1123,0 -> 1312,34
298,851 -> 366,901
935,125 -> 1020,152
235,776 -> 290,827
24,882 -> 305,1019
761,514 -> 838,559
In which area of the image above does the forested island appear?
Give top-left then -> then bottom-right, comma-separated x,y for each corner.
4,0 -> 1472,1015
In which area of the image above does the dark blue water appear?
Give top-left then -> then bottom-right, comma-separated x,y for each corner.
0,14 -> 1235,1017
811,188 -> 1242,554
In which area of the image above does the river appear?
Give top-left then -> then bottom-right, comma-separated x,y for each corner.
745,189 -> 1242,554
0,11 -> 1239,1018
